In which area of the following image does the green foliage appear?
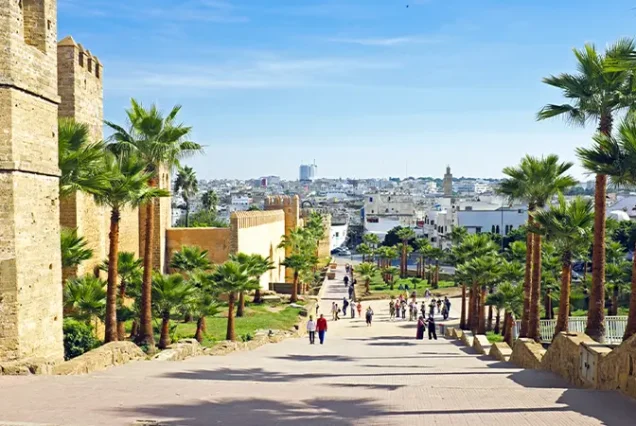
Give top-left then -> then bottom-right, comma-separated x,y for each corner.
63,319 -> 100,360
152,273 -> 197,318
486,331 -> 504,343
240,332 -> 254,342
64,275 -> 106,323
176,209 -> 229,228
170,245 -> 213,272
58,118 -> 108,197
61,228 -> 93,269
201,190 -> 219,212
174,166 -> 198,226
383,226 -> 417,247
610,220 -> 636,252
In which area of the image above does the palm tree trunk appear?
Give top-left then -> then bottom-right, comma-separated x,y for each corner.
528,232 -> 542,341
494,309 -> 501,334
611,286 -> 618,316
433,261 -> 439,289
520,213 -> 534,338
478,285 -> 487,334
365,278 -> 370,294
195,316 -> 205,342
105,208 -> 121,343
467,286 -> 473,330
137,198 -> 156,348
290,270 -> 299,303
185,200 -> 190,227
555,256 -> 572,337
253,288 -> 262,304
586,173 -> 607,342
117,279 -> 128,341
159,313 -> 171,349
130,320 -> 139,339
487,288 -> 493,332
460,283 -> 467,330
623,240 -> 636,341
504,312 -> 514,347
226,292 -> 236,341
471,283 -> 480,333
544,288 -> 552,320
501,311 -> 509,340
237,291 -> 245,317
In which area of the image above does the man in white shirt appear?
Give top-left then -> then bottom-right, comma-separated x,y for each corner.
307,316 -> 317,344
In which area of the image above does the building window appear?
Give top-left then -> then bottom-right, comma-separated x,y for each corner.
496,225 -> 500,234
385,208 -> 389,213
445,226 -> 448,233
491,225 -> 496,234
335,232 -> 339,237
388,196 -> 391,202
95,64 -> 100,79
371,210 -> 374,214
78,52 -> 84,67
369,197 -> 373,202
476,227 -> 482,234
88,57 -> 93,72
431,220 -> 435,226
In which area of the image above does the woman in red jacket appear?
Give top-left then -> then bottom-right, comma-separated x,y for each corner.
316,314 -> 328,345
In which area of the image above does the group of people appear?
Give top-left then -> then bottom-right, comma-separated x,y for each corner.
389,295 -> 451,322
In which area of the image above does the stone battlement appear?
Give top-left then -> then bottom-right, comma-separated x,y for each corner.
231,210 -> 285,228
58,36 -> 102,81
264,195 -> 300,210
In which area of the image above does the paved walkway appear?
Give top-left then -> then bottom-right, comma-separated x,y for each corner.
1,264 -> 635,425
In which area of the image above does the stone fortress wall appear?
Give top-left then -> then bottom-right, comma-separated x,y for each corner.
0,0 -> 64,363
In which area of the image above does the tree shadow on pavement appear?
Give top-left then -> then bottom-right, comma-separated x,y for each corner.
270,354 -> 355,362
367,341 -> 417,347
324,383 -> 407,391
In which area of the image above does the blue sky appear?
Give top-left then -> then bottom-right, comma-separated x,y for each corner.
58,0 -> 636,180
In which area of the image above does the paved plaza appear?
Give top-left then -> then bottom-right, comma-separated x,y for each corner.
1,265 -> 635,425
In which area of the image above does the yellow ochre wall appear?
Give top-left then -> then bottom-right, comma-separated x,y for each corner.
165,228 -> 231,266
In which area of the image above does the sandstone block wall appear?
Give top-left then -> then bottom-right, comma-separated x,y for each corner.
232,210 -> 287,288
541,332 -> 594,387
166,227 -> 231,266
265,195 -> 299,281
510,338 -> 545,370
0,0 -> 63,363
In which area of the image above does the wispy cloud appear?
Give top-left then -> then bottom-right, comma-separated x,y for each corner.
105,54 -> 402,93
326,35 -> 442,46
59,0 -> 248,23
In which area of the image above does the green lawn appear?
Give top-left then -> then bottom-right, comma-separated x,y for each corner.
131,303 -> 303,348
358,271 -> 457,300
486,331 -> 504,344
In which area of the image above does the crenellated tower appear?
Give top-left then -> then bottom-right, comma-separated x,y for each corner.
0,0 -> 64,362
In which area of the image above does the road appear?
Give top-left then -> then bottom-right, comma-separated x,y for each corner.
0,263 -> 633,425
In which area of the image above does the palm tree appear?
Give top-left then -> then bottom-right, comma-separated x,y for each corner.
498,155 -> 576,340
170,245 -> 213,273
355,262 -> 378,295
58,118 -> 108,197
383,266 -> 399,289
99,251 -> 143,340
191,289 -> 219,343
61,228 -> 93,271
577,116 -> 636,340
244,254 -> 275,304
230,253 -> 274,316
459,255 -> 502,334
152,273 -> 196,349
427,247 -> 445,288
201,190 -> 219,213
452,234 -> 497,330
414,238 -> 431,278
279,228 -> 311,303
356,243 -> 373,263
106,99 -> 201,348
531,195 -> 593,337
363,233 -> 381,264
174,166 -> 198,227
493,281 -> 524,346
539,39 -> 636,342
94,153 -> 168,343
211,260 -> 255,341
64,275 -> 106,328
396,228 -> 416,277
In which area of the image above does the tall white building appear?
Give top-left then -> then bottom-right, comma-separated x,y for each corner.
299,162 -> 317,182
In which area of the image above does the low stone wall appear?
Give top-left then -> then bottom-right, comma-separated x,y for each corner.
153,339 -> 203,361
460,330 -> 474,347
53,342 -> 146,375
541,332 -> 595,387
472,334 -> 491,355
597,334 -> 636,398
0,357 -> 58,375
510,338 -> 545,369
444,327 -> 456,338
489,342 -> 512,362
204,330 -> 294,356
454,329 -> 463,339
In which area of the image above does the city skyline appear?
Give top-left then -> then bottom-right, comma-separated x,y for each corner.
59,0 -> 636,180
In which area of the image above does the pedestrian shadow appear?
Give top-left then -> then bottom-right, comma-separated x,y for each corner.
346,336 -> 412,342
367,341 -> 417,347
324,383 -> 407,391
270,354 -> 355,363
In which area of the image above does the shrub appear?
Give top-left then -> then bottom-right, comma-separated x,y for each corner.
63,318 -> 100,360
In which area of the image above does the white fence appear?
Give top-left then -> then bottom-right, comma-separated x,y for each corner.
513,316 -> 628,345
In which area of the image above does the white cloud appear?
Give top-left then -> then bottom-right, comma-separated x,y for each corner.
327,35 -> 442,46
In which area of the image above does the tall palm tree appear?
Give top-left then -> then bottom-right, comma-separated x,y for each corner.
99,251 -> 143,340
201,190 -> 219,213
452,234 -> 497,330
170,245 -> 213,273
498,155 -> 576,340
152,273 -> 196,349
539,39 -> 636,342
414,238 -> 432,278
493,281 -> 524,346
211,260 -> 253,341
356,243 -> 373,263
279,228 -> 311,303
60,228 -> 93,271
427,247 -> 445,288
244,254 -> 275,304
58,118 -> 108,197
94,153 -> 168,343
396,228 -> 416,277
577,115 -> 636,340
531,195 -> 593,337
459,255 -> 502,334
106,99 -> 201,348
355,262 -> 378,295
174,166 -> 198,227
230,253 -> 274,316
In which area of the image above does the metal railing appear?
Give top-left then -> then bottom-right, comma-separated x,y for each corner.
513,316 -> 628,345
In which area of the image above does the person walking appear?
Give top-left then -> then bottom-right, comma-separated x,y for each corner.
416,316 -> 425,340
307,316 -> 316,344
436,299 -> 442,314
317,314 -> 328,344
331,302 -> 337,321
350,300 -> 355,318
366,306 -> 374,326
441,303 -> 449,320
444,297 -> 451,316
389,299 -> 396,321
401,300 -> 407,320
348,284 -> 354,300
426,315 -> 437,340
357,301 -> 362,317
344,275 -> 349,287
342,297 -> 349,316
335,304 -> 340,320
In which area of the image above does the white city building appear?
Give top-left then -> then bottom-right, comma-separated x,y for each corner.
229,195 -> 251,212
363,193 -> 417,241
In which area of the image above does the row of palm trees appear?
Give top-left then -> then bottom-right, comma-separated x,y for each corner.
65,246 -> 275,348
60,99 -> 201,348
278,212 -> 328,303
